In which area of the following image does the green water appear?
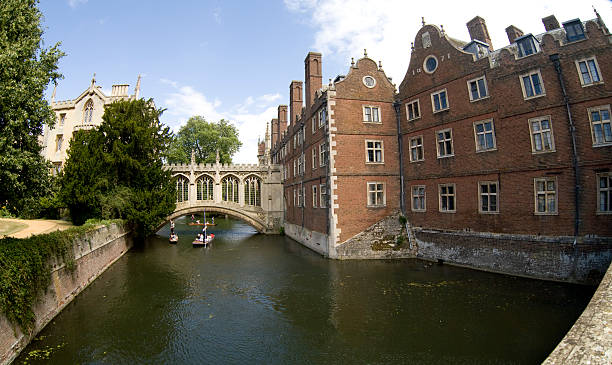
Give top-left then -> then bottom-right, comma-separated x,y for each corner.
16,217 -> 595,364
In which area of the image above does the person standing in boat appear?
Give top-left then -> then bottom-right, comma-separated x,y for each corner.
170,220 -> 175,234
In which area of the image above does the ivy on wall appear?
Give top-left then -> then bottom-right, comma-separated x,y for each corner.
0,219 -> 123,331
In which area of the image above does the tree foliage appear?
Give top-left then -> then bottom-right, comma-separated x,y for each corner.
167,116 -> 242,164
0,0 -> 64,216
59,99 -> 176,237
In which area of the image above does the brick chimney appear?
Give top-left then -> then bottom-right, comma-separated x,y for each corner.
278,105 -> 288,137
289,81 -> 303,125
270,118 -> 279,148
542,15 -> 560,31
304,52 -> 322,110
505,25 -> 524,44
466,16 -> 493,50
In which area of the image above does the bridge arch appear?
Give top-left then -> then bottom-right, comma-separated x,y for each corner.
156,204 -> 268,233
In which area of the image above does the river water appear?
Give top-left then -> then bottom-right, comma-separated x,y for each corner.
16,217 -> 595,364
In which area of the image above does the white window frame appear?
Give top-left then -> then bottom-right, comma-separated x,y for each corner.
312,184 -> 318,208
520,69 -> 546,100
467,76 -> 489,102
516,36 -> 540,58
597,172 -> 612,214
319,143 -> 328,167
367,182 -> 386,207
473,119 -> 496,152
293,188 -> 297,206
406,99 -> 420,121
478,181 -> 499,214
438,183 -> 456,213
318,108 -> 326,128
534,177 -> 558,215
436,128 -> 454,158
411,185 -> 426,212
587,105 -> 612,147
363,105 -> 381,123
293,159 -> 297,177
320,184 -> 327,208
528,116 -> 555,153
409,135 -> 424,162
312,117 -> 316,134
575,57 -> 603,87
312,148 -> 317,170
365,140 -> 384,164
431,89 -> 449,113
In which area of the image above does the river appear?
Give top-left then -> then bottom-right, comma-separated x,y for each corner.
16,216 -> 595,364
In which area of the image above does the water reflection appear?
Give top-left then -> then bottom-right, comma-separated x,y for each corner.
17,217 -> 594,364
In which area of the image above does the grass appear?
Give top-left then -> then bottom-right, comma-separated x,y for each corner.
0,220 -> 28,236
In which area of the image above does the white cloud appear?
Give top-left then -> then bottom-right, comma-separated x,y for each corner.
160,80 -> 278,164
286,0 -> 612,86
213,7 -> 222,24
68,0 -> 88,8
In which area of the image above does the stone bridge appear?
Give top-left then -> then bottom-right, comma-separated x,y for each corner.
159,159 -> 283,234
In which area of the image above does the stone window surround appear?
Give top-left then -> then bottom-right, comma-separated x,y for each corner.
520,69 -> 546,100
478,180 -> 499,214
575,56 -> 603,87
534,177 -> 558,215
528,115 -> 556,153
365,139 -> 384,164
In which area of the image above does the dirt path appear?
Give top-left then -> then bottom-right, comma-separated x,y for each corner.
0,218 -> 73,239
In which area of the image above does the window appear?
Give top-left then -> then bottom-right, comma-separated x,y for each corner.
473,119 -> 496,152
529,117 -> 555,153
298,186 -> 303,207
244,176 -> 261,206
431,89 -> 449,112
319,143 -> 328,167
439,184 -> 456,212
467,76 -> 488,101
55,134 -> 63,152
597,173 -> 612,213
363,106 -> 380,123
436,129 -> 453,158
424,55 -> 438,73
520,70 -> 545,99
59,113 -> 65,126
312,185 -> 318,208
564,19 -> 585,42
318,108 -> 327,128
52,163 -> 62,176
221,176 -> 239,203
312,148 -> 317,170
367,182 -> 385,207
294,189 -> 297,206
516,35 -> 539,57
293,135 -> 296,150
320,184 -> 327,208
576,57 -> 602,86
175,175 -> 189,203
479,181 -> 498,213
588,105 -> 611,146
298,153 -> 305,175
411,185 -> 426,212
406,99 -> 420,121
409,136 -> 424,162
534,178 -> 557,215
196,176 -> 214,201
363,76 -> 376,88
365,140 -> 384,163
293,159 -> 297,177
312,117 -> 316,134
83,99 -> 93,124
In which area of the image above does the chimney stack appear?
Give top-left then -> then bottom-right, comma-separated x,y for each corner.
289,81 -> 303,125
542,15 -> 560,31
271,118 -> 279,148
505,25 -> 524,44
278,105 -> 288,137
304,52 -> 322,110
466,16 -> 493,50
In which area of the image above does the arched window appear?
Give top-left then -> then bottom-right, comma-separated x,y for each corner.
221,175 -> 239,203
196,175 -> 214,201
176,175 -> 189,203
83,99 -> 94,124
244,176 -> 261,206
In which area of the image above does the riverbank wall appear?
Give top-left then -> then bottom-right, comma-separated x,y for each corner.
0,223 -> 132,365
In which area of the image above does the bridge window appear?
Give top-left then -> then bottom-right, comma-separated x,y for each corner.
196,176 -> 214,201
176,176 -> 189,203
244,176 -> 261,206
222,176 -> 239,203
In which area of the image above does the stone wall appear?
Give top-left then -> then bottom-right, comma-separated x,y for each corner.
0,223 -> 132,365
415,229 -> 612,284
284,221 -> 329,257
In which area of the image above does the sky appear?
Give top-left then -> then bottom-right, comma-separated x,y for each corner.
39,0 -> 612,163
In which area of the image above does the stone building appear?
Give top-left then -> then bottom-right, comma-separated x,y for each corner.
264,10 -> 612,280
40,74 -> 141,174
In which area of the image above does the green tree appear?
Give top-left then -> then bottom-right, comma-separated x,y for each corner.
0,0 -> 64,216
60,99 -> 176,237
167,116 -> 242,164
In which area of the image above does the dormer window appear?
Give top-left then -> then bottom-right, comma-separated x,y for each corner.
563,19 -> 585,42
516,35 -> 539,58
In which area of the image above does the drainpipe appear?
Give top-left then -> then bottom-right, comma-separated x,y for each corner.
393,101 -> 406,215
550,53 -> 580,239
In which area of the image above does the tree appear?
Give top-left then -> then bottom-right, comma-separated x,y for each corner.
0,0 -> 64,216
167,116 -> 242,164
59,99 -> 176,237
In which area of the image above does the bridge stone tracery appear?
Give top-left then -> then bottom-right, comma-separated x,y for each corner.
161,160 -> 283,234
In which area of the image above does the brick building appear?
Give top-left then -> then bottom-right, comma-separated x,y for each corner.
265,11 -> 612,272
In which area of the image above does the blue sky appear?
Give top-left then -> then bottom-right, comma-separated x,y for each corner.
39,0 -> 612,163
